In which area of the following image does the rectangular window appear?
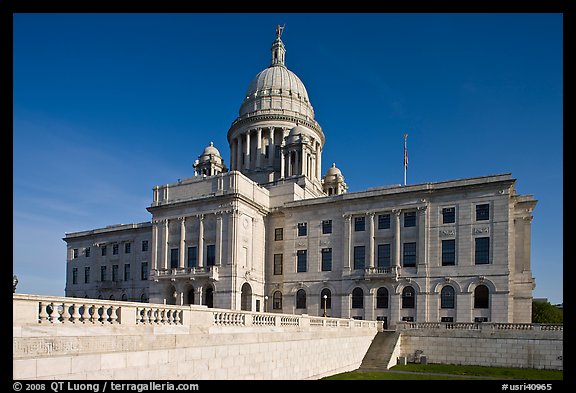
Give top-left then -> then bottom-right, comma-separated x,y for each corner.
72,268 -> 78,284
73,248 -> 78,259
403,242 -> 417,267
101,245 -> 107,256
170,248 -> 179,269
297,222 -> 307,237
297,250 -> 307,272
441,317 -> 454,323
100,265 -> 107,281
404,212 -> 416,227
206,245 -> 216,266
353,246 -> 366,270
322,220 -> 332,234
141,262 -> 148,280
112,265 -> 119,281
264,145 -> 269,159
187,246 -> 197,268
378,214 -> 390,230
84,267 -> 90,284
441,239 -> 456,266
377,244 -> 391,268
475,237 -> 490,264
274,228 -> 283,241
125,243 -> 131,254
141,240 -> 149,252
354,216 -> 365,232
274,254 -> 283,275
85,247 -> 90,258
112,244 -> 119,255
442,207 -> 456,224
124,264 -> 130,281
321,248 -> 332,271
476,204 -> 490,221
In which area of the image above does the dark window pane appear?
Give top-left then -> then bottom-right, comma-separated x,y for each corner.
354,216 -> 365,232
297,223 -> 307,236
297,250 -> 307,272
475,237 -> 490,264
354,246 -> 365,270
377,244 -> 391,268
206,245 -> 215,266
321,289 -> 331,309
403,242 -> 417,267
441,286 -> 455,309
321,248 -> 332,271
474,285 -> 489,308
273,291 -> 282,310
442,239 -> 456,266
170,248 -> 179,268
296,289 -> 306,309
352,287 -> 364,309
378,214 -> 390,230
187,247 -> 197,268
404,212 -> 416,227
402,286 -> 415,308
274,228 -> 283,241
376,287 -> 389,308
442,207 -> 455,224
274,254 -> 283,275
476,204 -> 490,221
322,220 -> 332,234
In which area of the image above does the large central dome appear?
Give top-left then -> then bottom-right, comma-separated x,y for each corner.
236,34 -> 316,122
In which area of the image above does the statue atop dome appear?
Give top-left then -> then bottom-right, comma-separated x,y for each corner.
276,24 -> 285,39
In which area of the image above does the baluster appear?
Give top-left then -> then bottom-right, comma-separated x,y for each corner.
49,302 -> 60,323
109,305 -> 117,324
97,305 -> 105,324
70,303 -> 81,323
160,309 -> 166,324
174,310 -> 181,325
61,303 -> 72,323
38,302 -> 48,323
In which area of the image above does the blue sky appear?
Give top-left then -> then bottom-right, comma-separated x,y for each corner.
12,13 -> 563,304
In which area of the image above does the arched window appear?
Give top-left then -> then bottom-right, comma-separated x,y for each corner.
296,289 -> 306,309
109,295 -> 115,300
140,293 -> 148,303
474,285 -> 489,309
272,291 -> 282,310
241,282 -> 252,311
320,288 -> 332,309
401,286 -> 415,309
204,287 -> 214,308
440,286 -> 455,309
352,287 -> 364,309
121,294 -> 128,301
376,287 -> 389,308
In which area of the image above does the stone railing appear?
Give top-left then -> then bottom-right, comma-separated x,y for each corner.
397,321 -> 563,332
152,266 -> 219,281
13,294 -> 381,332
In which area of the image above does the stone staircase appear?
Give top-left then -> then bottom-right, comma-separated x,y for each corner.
358,330 -> 401,371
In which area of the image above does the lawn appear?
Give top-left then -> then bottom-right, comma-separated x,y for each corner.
323,363 -> 563,380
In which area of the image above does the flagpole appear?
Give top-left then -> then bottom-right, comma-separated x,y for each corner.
403,133 -> 408,186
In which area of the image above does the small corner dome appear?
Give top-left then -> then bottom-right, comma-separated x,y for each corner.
199,142 -> 221,162
325,163 -> 342,178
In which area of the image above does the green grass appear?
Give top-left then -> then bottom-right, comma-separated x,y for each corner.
323,363 -> 563,380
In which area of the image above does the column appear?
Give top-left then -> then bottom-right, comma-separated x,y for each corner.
162,219 -> 169,270
287,150 -> 292,177
368,212 -> 375,269
237,136 -> 243,171
198,215 -> 204,268
245,131 -> 251,170
316,143 -> 322,180
231,139 -> 237,171
268,127 -> 275,167
295,149 -> 300,175
302,150 -> 307,178
215,214 -> 223,266
179,217 -> 186,269
151,220 -> 158,271
280,143 -> 286,178
256,128 -> 262,169
393,209 -> 401,269
343,214 -> 352,270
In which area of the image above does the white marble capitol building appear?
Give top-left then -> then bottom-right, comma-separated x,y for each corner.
64,28 -> 537,328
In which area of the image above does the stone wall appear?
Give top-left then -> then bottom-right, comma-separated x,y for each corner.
397,322 -> 563,370
13,294 -> 379,380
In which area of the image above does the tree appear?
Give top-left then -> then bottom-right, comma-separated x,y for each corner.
532,301 -> 563,324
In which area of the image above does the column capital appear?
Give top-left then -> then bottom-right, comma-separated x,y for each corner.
366,212 -> 376,218
392,209 -> 402,216
417,205 -> 428,214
